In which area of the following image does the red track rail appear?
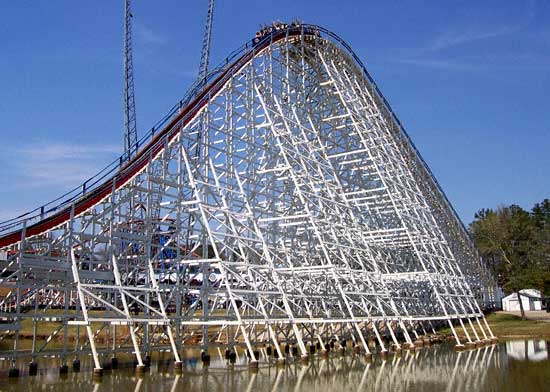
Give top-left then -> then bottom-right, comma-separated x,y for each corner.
0,28 -> 310,249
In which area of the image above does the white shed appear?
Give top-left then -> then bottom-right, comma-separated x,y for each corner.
502,289 -> 542,311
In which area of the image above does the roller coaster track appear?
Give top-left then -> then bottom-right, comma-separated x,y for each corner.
0,27 -> 303,248
0,25 -> 478,251
0,23 -> 498,374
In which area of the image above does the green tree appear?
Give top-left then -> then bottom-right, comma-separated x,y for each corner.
470,202 -> 550,319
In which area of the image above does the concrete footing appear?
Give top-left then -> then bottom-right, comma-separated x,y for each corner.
102,361 -> 112,372
72,359 -> 81,372
465,342 -> 477,349
29,362 -> 38,376
135,365 -> 146,374
201,352 -> 211,365
403,343 -> 416,351
249,360 -> 259,370
284,344 -> 290,355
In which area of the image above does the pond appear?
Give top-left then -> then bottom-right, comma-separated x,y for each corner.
1,340 -> 549,391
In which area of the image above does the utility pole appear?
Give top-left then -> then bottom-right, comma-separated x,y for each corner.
123,0 -> 137,160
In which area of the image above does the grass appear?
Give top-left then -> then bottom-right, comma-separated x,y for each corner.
439,312 -> 550,339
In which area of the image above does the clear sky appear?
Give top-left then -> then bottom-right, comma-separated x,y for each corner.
0,0 -> 548,224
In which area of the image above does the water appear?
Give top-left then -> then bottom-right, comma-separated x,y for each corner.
1,340 -> 549,391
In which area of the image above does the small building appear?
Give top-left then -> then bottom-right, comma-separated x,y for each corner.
501,289 -> 542,311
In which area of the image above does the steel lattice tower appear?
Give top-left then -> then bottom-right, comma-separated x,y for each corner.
123,0 -> 137,160
0,23 -> 498,375
198,0 -> 215,83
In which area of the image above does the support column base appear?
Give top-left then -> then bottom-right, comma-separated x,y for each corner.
201,352 -> 211,365
135,365 -> 147,375
93,368 -> 103,378
249,360 -> 259,370
454,344 -> 465,351
59,364 -> 69,375
465,342 -> 477,349
29,362 -> 38,376
405,343 -> 416,351
364,353 -> 373,361
72,359 -> 81,372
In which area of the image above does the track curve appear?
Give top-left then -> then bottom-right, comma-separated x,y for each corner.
0,25 -> 319,249
0,23 -> 472,258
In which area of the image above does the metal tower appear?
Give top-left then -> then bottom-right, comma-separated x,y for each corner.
198,0 -> 215,82
123,0 -> 137,159
0,23 -> 498,376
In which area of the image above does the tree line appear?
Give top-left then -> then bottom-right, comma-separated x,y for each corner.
470,198 -> 550,314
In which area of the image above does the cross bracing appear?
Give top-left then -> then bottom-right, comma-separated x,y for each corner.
0,24 -> 497,373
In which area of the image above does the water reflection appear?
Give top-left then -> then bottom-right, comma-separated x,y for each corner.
506,340 -> 549,361
2,341 -> 550,391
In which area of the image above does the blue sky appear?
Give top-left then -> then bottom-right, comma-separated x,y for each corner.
0,0 -> 548,223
